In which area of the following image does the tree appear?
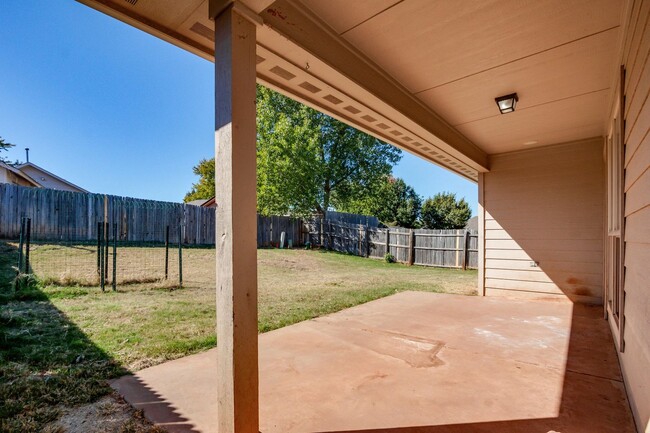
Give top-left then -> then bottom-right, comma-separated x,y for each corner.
256,86 -> 401,217
342,176 -> 422,228
184,86 -> 401,213
184,158 -> 215,202
420,192 -> 472,229
0,136 -> 15,163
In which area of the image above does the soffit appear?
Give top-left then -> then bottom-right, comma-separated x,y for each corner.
302,0 -> 624,153
77,0 -> 625,173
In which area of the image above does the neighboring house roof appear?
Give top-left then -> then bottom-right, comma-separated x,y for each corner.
187,199 -> 210,206
15,162 -> 88,193
0,161 -> 41,187
187,197 -> 217,208
465,216 -> 478,231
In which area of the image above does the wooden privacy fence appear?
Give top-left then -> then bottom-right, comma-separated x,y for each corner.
0,183 -> 306,247
0,183 -> 216,244
307,220 -> 478,269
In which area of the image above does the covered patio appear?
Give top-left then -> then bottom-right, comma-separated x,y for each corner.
76,0 -> 650,432
112,291 -> 634,432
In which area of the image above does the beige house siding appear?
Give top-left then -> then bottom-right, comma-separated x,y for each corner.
480,139 -> 605,304
617,0 -> 650,429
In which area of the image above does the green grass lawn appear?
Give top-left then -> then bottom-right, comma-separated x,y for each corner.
0,245 -> 476,432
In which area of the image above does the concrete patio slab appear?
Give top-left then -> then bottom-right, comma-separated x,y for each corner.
111,292 -> 635,433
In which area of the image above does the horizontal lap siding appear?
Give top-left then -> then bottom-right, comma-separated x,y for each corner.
620,0 -> 650,429
482,138 -> 604,303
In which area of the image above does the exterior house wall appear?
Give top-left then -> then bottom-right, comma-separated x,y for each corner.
480,138 -> 605,305
18,164 -> 85,192
616,0 -> 650,429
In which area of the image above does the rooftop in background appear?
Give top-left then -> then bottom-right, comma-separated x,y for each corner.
17,162 -> 88,193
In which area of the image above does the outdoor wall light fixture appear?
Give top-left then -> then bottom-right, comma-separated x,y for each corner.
495,93 -> 518,114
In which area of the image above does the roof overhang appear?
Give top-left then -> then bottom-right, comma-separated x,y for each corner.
76,0 -> 627,182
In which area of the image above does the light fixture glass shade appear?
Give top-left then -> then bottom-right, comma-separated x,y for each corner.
495,93 -> 518,114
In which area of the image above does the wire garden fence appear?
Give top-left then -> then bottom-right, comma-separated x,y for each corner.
12,217 -> 187,290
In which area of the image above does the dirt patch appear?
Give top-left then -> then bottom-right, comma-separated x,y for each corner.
46,394 -> 164,433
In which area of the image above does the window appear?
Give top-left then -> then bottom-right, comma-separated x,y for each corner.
605,68 -> 626,352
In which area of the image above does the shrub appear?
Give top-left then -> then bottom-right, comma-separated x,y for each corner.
384,253 -> 396,263
12,272 -> 39,292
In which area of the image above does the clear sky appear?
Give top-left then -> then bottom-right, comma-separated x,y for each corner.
0,1 -> 477,215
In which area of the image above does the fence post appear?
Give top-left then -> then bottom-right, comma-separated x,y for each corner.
178,224 -> 183,288
112,223 -> 117,291
358,224 -> 363,256
319,218 -> 323,248
165,225 -> 170,280
408,229 -> 415,265
99,223 -> 105,292
385,228 -> 390,257
97,221 -> 101,276
327,220 -> 333,250
365,225 -> 370,258
104,222 -> 109,281
462,230 -> 469,271
24,218 -> 31,273
17,217 -> 25,273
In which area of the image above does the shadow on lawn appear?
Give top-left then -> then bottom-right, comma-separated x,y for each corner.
0,241 -> 193,432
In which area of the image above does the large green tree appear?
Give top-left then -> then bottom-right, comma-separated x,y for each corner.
0,137 -> 15,163
420,192 -> 472,229
184,87 -> 401,213
343,176 -> 422,228
256,86 -> 401,216
184,158 -> 215,202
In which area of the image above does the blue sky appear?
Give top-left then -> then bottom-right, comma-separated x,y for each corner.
0,1 -> 477,215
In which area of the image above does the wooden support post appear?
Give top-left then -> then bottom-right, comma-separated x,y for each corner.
213,3 -> 260,432
462,230 -> 469,271
408,229 -> 415,265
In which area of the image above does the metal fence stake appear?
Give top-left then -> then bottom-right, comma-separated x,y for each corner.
17,217 -> 25,273
24,218 -> 31,273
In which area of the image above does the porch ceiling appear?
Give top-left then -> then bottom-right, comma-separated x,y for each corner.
77,0 -> 625,179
